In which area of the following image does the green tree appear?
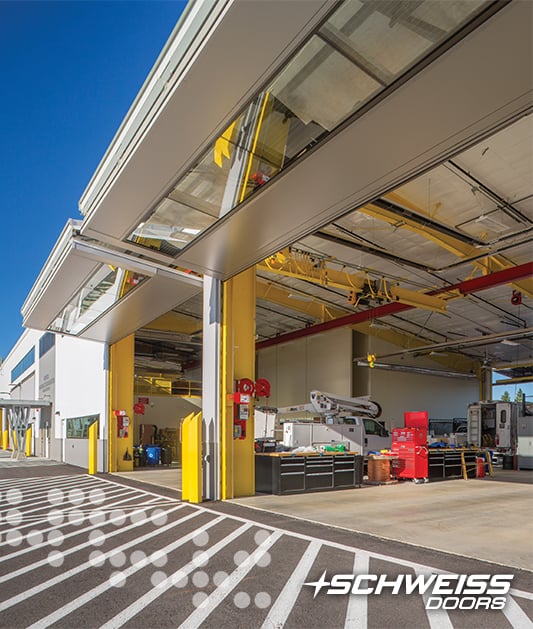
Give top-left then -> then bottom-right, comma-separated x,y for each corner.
501,391 -> 511,402
515,388 -> 524,404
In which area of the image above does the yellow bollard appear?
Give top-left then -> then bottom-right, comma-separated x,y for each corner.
181,412 -> 202,503
88,421 -> 98,474
25,426 -> 33,457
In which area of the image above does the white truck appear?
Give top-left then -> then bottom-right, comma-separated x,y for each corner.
255,391 -> 390,455
467,401 -> 518,451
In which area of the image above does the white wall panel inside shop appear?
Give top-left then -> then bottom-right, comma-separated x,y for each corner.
256,328 -> 352,407
370,370 -> 478,430
258,329 -> 479,428
359,335 -> 479,428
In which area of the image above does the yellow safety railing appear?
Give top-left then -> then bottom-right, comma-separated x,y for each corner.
461,449 -> 493,480
181,412 -> 202,503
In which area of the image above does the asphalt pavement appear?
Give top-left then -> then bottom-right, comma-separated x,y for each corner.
0,458 -> 532,628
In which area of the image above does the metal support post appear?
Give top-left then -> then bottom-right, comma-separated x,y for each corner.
202,275 -> 221,500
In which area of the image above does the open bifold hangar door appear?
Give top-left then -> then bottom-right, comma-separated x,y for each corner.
21,221 -> 203,345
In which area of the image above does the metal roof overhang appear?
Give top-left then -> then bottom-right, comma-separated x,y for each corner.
0,400 -> 52,409
21,234 -> 202,345
79,1 -> 532,281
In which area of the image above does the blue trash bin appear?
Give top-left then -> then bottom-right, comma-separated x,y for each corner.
145,445 -> 161,465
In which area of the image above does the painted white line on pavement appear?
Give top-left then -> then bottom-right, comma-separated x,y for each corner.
510,588 -> 533,600
0,474 -> 75,486
178,530 -> 283,629
89,474 -> 183,502
261,539 -> 323,629
101,521 -> 254,629
0,486 -> 132,527
502,594 -> 533,628
28,515 -> 237,629
415,567 -> 453,629
0,477 -> 101,505
0,503 -> 190,593
0,495 -> 164,564
345,552 -> 369,629
0,475 -> 92,491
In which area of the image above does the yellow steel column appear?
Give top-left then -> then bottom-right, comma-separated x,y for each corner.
221,267 -> 256,499
88,421 -> 98,475
25,426 -> 32,457
109,335 -> 134,472
2,429 -> 7,450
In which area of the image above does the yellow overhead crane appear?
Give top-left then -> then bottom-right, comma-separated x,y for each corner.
257,248 -> 448,314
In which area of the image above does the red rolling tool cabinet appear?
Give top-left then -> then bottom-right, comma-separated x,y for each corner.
391,427 -> 428,479
391,411 -> 429,480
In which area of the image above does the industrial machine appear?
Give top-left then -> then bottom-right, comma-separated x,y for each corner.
255,391 -> 388,455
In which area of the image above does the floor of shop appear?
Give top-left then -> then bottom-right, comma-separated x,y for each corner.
112,466 -> 533,572
113,465 -> 182,492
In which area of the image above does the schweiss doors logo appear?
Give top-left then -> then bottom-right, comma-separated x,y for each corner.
304,572 -> 514,610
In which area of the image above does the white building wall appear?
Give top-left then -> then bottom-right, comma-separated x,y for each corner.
55,335 -> 108,468
257,328 -> 353,407
0,328 -> 41,398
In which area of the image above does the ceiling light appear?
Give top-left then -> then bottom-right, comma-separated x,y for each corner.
429,351 -> 448,356
287,293 -> 312,302
501,339 -> 519,346
369,321 -> 388,329
182,227 -> 201,235
474,214 -> 509,232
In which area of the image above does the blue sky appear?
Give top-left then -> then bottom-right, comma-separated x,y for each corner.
0,0 -> 186,359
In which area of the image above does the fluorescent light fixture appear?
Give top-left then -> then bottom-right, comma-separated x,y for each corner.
430,351 -> 448,356
501,339 -> 519,346
182,227 -> 201,235
287,293 -> 312,302
474,214 -> 509,232
369,321 -> 388,329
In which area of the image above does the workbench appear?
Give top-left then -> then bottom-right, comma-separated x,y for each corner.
255,452 -> 363,495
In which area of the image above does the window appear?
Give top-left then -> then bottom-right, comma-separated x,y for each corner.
66,415 -> 99,439
11,348 -> 35,382
39,332 -> 55,358
364,418 -> 389,437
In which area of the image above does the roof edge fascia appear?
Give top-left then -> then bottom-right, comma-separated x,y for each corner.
78,0 -> 232,220
21,219 -> 83,321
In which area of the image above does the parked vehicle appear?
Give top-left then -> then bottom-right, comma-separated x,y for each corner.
255,391 -> 390,455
